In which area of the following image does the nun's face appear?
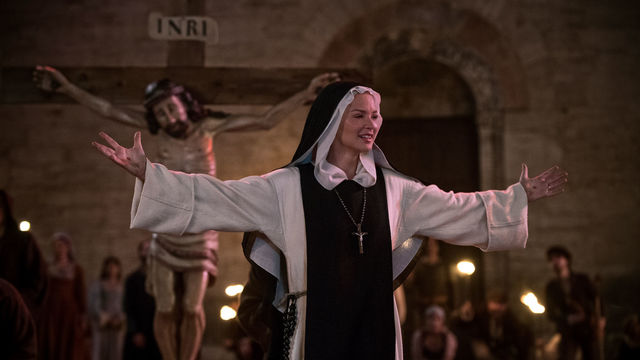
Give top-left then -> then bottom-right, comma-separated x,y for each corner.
332,93 -> 382,156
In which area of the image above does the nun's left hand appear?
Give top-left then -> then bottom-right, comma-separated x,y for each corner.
519,164 -> 568,202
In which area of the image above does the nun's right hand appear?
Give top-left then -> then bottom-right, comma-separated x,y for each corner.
92,131 -> 147,181
518,163 -> 568,202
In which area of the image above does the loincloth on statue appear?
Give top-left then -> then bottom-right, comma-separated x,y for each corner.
147,230 -> 219,289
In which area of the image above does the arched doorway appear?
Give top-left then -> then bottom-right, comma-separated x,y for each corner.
373,56 -> 484,301
374,58 -> 478,192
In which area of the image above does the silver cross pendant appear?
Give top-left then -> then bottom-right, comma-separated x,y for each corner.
352,223 -> 368,255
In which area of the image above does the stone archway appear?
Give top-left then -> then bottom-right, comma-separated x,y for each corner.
356,32 -> 506,190
318,3 -> 530,188
317,2 -> 529,109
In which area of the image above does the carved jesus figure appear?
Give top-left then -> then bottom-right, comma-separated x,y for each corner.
33,66 -> 339,360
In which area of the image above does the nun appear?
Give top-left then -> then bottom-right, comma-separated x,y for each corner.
93,81 -> 568,360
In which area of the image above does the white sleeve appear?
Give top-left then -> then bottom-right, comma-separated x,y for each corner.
400,179 -> 528,251
130,160 -> 281,236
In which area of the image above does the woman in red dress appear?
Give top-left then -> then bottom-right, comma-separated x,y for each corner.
38,232 -> 89,360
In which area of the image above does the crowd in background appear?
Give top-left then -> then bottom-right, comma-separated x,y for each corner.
400,237 -> 640,360
402,238 -> 535,360
0,190 -> 160,360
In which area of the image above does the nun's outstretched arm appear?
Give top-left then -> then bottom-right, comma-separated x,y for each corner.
395,165 -> 566,252
395,175 -> 529,252
93,131 -> 281,237
129,160 -> 281,236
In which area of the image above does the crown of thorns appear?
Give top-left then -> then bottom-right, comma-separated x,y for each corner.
143,79 -> 187,108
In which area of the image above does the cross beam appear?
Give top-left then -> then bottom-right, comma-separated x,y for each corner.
1,67 -> 370,105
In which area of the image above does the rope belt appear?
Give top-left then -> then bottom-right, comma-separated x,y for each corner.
280,291 -> 307,360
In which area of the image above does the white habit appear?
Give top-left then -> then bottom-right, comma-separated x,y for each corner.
129,158 -> 528,359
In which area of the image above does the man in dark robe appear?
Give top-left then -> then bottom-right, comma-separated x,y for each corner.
0,189 -> 48,321
0,278 -> 37,359
123,238 -> 161,360
545,246 -> 603,360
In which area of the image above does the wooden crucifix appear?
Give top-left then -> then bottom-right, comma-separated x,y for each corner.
8,63 -> 364,360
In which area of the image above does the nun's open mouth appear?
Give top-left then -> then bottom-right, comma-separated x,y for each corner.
359,133 -> 374,142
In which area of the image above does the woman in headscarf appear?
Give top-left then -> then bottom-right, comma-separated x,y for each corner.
410,305 -> 457,360
39,232 -> 89,360
93,82 -> 567,360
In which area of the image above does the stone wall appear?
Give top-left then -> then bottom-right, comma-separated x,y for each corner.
1,0 -> 639,347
